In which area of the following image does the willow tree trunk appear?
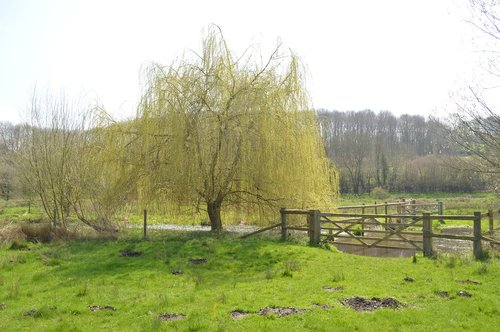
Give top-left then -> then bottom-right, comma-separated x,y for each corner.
207,200 -> 223,232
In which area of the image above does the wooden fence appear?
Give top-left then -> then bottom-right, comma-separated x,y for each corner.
278,208 -> 498,259
336,199 -> 444,223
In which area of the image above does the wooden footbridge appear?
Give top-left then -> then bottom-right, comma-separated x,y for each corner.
241,201 -> 498,259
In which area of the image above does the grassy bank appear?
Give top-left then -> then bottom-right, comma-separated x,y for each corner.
0,230 -> 498,331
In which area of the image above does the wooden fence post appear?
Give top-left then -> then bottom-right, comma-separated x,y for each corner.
374,202 -> 378,215
361,204 -> 365,236
280,208 -> 287,241
473,212 -> 482,259
143,209 -> 148,239
397,200 -> 405,223
488,209 -> 494,236
423,213 -> 433,257
53,207 -> 57,227
438,201 -> 444,224
309,210 -> 321,246
384,202 -> 388,223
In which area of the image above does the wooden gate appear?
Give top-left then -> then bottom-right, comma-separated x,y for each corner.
319,212 -> 423,251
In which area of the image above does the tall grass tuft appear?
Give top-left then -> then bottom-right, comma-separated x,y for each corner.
7,279 -> 19,299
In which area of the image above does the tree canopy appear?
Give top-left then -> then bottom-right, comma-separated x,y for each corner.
136,27 -> 338,231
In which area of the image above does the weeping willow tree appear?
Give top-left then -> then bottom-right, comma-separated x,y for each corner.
137,27 -> 338,231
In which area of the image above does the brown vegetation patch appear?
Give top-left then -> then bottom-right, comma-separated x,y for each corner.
230,310 -> 252,319
0,303 -> 6,310
159,313 -> 186,321
88,305 -> 117,311
20,223 -> 78,243
322,286 -> 344,292
457,290 -> 473,297
457,279 -> 481,285
258,306 -> 307,317
120,249 -> 141,257
189,258 -> 207,265
342,297 -> 403,311
0,224 -> 24,245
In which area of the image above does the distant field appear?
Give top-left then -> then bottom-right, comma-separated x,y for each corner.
0,230 -> 498,331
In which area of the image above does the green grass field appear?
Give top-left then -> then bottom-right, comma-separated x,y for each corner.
1,192 -> 498,228
0,230 -> 498,331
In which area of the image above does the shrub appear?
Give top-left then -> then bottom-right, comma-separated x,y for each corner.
19,223 -> 78,243
371,187 -> 389,200
0,225 -> 25,245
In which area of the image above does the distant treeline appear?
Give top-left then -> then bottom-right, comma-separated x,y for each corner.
0,109 -> 489,201
317,109 -> 486,194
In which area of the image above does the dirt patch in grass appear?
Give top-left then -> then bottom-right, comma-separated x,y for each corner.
258,306 -> 307,317
188,258 -> 207,265
457,279 -> 481,285
88,305 -> 117,311
159,313 -> 185,321
120,249 -> 141,257
436,291 -> 449,298
322,286 -> 344,292
230,306 -> 308,318
403,277 -> 415,282
230,310 -> 252,319
23,309 -> 41,317
171,269 -> 183,275
0,303 -> 6,310
342,297 -> 403,311
312,303 -> 331,310
457,290 -> 473,297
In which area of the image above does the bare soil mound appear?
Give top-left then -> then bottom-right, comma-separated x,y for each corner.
322,286 -> 344,292
342,296 -> 403,311
88,305 -> 116,311
457,279 -> 481,285
159,313 -> 185,321
188,258 -> 207,264
120,249 -> 141,257
230,310 -> 252,319
258,306 -> 307,317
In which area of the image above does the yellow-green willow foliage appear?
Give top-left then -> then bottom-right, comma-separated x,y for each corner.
71,118 -> 138,230
137,27 -> 338,231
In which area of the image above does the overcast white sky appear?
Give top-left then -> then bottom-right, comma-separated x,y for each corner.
0,0 -> 488,124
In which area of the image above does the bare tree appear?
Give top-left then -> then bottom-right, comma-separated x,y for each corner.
450,0 -> 500,192
18,91 -> 124,231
